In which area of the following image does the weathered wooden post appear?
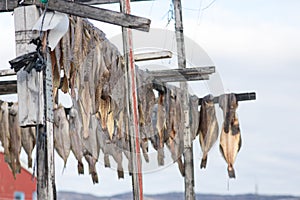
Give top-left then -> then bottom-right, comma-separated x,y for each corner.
120,0 -> 144,199
172,0 -> 195,199
14,5 -> 55,199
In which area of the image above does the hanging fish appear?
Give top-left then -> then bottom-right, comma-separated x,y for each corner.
0,101 -> 10,164
219,93 -> 242,178
189,95 -> 200,140
54,104 -> 71,168
8,102 -> 22,178
69,107 -> 84,174
21,126 -> 36,168
83,115 -> 100,184
198,94 -> 219,169
156,92 -> 166,166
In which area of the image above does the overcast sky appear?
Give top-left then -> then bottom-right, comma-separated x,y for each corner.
1,0 -> 300,197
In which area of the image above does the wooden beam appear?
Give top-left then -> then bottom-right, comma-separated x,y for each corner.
0,80 -> 17,95
134,51 -> 172,62
172,0 -> 195,199
0,0 -> 154,12
0,0 -> 151,32
0,69 -> 15,77
121,0 -> 144,199
198,92 -> 256,105
74,0 -> 153,5
146,66 -> 214,82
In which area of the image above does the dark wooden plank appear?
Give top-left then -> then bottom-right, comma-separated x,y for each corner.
0,0 -> 154,12
1,0 -> 151,32
146,66 -> 214,82
0,80 -> 17,95
74,0 -> 153,5
0,69 -> 16,77
198,92 -> 257,105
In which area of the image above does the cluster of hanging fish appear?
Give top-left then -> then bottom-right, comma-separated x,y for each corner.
0,15 -> 243,182
0,101 -> 36,179
198,93 -> 242,178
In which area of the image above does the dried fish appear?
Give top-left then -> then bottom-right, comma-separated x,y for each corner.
21,126 -> 36,168
69,107 -> 84,174
219,94 -> 241,178
8,102 -> 22,178
198,94 -> 219,169
0,101 -> 10,163
54,104 -> 71,167
156,92 -> 166,166
83,115 -> 100,183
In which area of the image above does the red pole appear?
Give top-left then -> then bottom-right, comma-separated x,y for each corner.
120,0 -> 143,199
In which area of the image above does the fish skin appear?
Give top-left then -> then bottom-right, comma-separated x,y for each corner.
137,70 -> 155,163
0,101 -> 10,164
69,107 -> 84,174
198,94 -> 219,169
219,94 -> 242,178
54,105 -> 71,167
78,81 -> 92,139
8,102 -> 22,178
96,117 -> 125,179
219,93 -> 238,133
21,126 -> 36,168
165,87 -> 185,176
190,95 -> 200,140
156,92 -> 166,166
61,24 -> 72,80
83,115 -> 100,183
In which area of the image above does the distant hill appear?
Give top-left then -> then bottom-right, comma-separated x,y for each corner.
57,191 -> 300,200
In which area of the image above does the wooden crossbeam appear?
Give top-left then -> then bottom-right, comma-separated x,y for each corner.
198,92 -> 256,104
0,80 -> 17,95
73,0 -> 153,5
0,0 -> 151,32
134,51 -> 172,62
0,69 -> 15,77
147,66 -> 215,82
0,0 -> 154,11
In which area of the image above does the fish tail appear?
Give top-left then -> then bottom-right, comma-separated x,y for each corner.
200,156 -> 207,169
104,154 -> 110,168
157,148 -> 164,166
227,164 -> 236,178
91,171 -> 99,184
117,168 -> 124,179
77,161 -> 84,175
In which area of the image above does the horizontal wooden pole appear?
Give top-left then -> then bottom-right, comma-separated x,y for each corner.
74,0 -> 154,5
134,51 -> 172,62
0,0 -> 151,32
198,92 -> 256,105
0,69 -> 16,77
0,80 -> 17,95
0,0 -> 154,12
146,66 -> 215,82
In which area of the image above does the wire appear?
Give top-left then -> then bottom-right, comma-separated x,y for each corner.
202,0 -> 217,11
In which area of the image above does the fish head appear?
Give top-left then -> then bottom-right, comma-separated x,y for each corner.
9,102 -> 18,116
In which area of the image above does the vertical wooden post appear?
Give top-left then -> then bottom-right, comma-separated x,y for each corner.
36,40 -> 56,200
120,1 -> 143,199
14,5 -> 55,199
172,0 -> 195,199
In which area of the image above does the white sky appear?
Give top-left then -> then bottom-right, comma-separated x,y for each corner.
1,0 -> 300,197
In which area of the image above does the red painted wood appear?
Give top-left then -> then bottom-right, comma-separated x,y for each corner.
0,152 -> 37,199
